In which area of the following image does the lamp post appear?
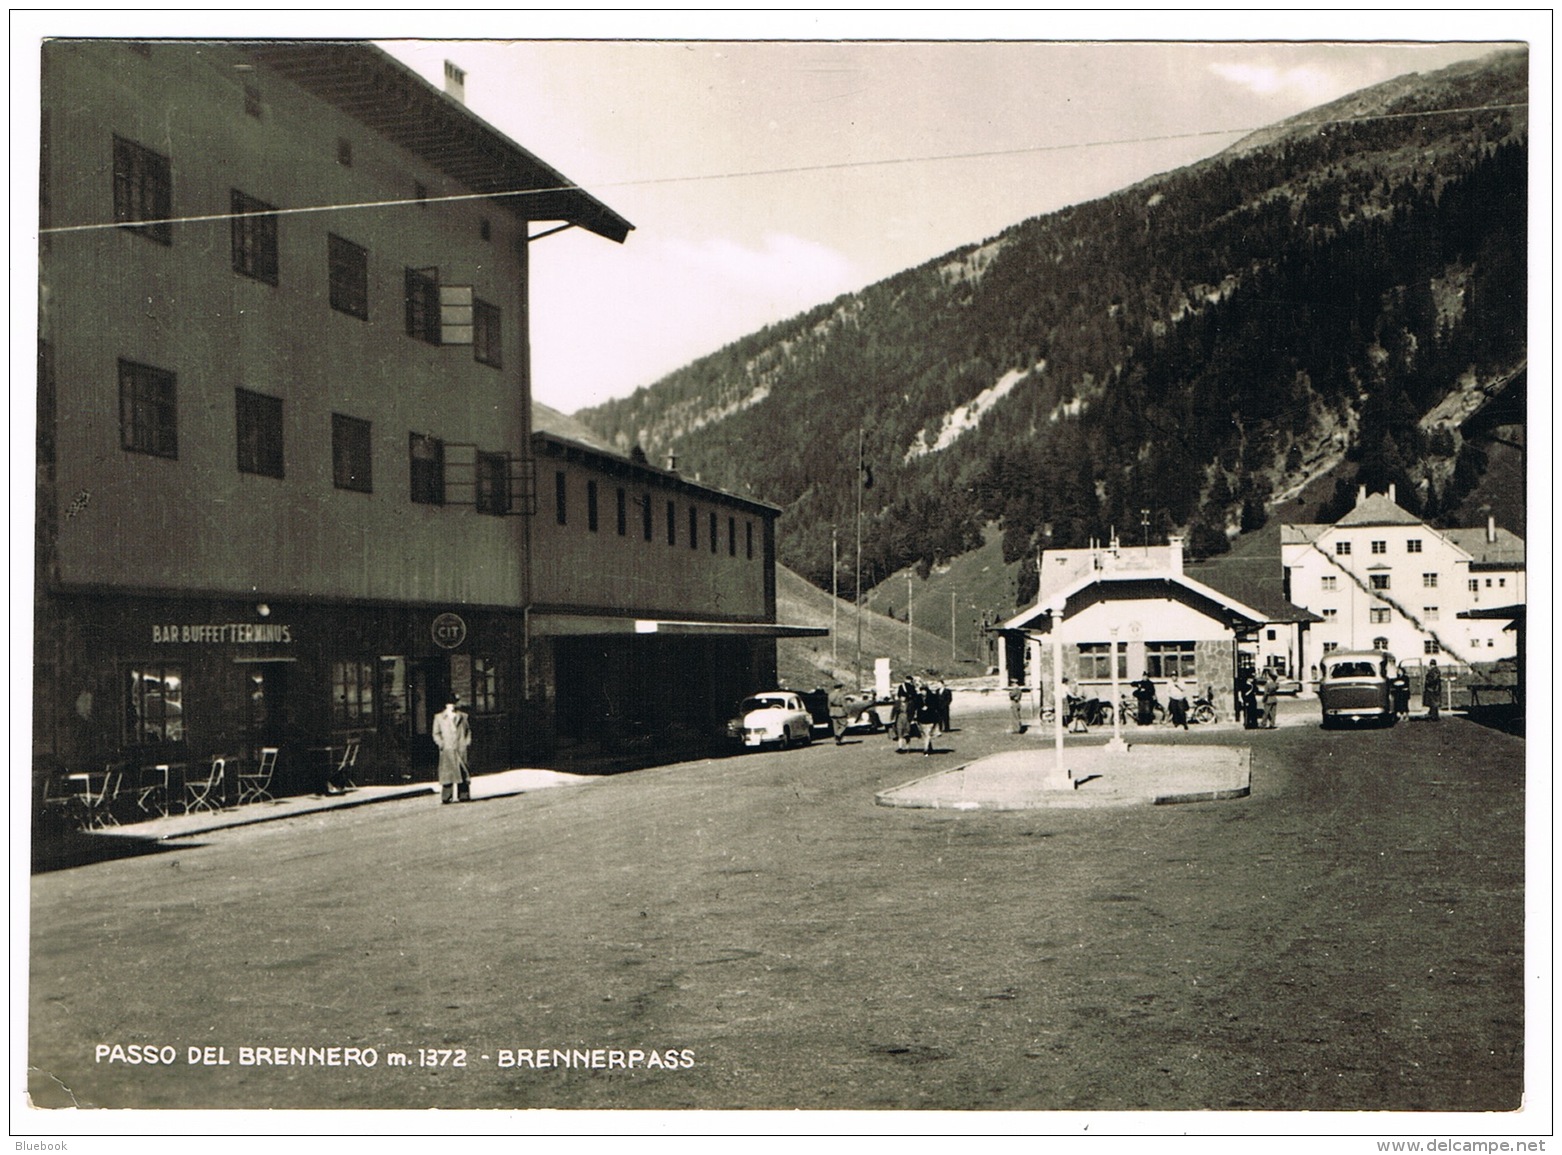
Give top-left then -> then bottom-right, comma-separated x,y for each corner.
1107,626 -> 1128,751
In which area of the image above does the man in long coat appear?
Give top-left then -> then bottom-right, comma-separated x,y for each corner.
433,697 -> 471,803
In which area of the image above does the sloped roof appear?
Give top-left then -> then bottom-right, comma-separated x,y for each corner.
1002,567 -> 1268,633
246,42 -> 632,242
1281,524 -> 1329,545
1334,492 -> 1426,527
1443,526 -> 1526,568
1184,555 -> 1323,624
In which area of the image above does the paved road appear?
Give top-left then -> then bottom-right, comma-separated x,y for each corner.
27,703 -> 1526,1114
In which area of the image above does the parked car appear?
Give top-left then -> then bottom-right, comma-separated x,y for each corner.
1318,649 -> 1399,728
727,692 -> 815,749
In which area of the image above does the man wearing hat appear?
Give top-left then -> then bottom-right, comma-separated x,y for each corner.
432,696 -> 472,803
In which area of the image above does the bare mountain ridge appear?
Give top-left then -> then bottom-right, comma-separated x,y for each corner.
576,49 -> 1528,616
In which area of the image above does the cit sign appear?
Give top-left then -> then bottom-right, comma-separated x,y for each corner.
432,612 -> 467,650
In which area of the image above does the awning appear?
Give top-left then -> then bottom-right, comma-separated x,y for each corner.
531,612 -> 826,639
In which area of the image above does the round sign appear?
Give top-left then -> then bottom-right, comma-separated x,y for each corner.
431,612 -> 467,649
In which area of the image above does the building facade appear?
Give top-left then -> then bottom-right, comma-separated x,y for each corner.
1281,487 -> 1525,679
525,429 -> 819,762
34,41 -> 800,800
997,536 -> 1269,721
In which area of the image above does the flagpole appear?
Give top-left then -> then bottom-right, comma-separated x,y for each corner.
855,427 -> 864,691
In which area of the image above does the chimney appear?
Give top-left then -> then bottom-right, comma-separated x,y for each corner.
1167,534 -> 1184,574
665,452 -> 679,473
1357,484 -> 1367,505
443,60 -> 467,104
1488,515 -> 1497,544
1388,482 -> 1396,504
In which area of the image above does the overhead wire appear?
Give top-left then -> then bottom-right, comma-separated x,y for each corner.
38,99 -> 1526,237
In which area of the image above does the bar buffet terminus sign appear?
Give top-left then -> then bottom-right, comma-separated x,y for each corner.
151,623 -> 294,644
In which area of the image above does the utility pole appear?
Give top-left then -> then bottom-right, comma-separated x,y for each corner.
1142,508 -> 1151,554
950,589 -> 957,663
831,527 -> 838,669
907,571 -> 914,662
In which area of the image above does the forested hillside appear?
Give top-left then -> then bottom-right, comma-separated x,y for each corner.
579,50 -> 1527,607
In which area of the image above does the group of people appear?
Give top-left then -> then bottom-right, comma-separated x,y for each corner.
1235,669 -> 1281,730
889,675 -> 950,756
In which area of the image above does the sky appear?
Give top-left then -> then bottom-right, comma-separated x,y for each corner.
10,11 -> 1543,418
367,17 -> 1535,414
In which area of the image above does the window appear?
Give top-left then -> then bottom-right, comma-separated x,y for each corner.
112,135 -> 171,244
1321,576 -> 1337,591
1407,539 -> 1423,553
235,388 -> 284,478
328,234 -> 368,319
1266,629 -> 1277,641
1322,641 -> 1340,655
616,488 -> 627,536
1370,607 -> 1391,624
1485,578 -> 1493,588
689,505 -> 699,549
1422,573 -> 1438,588
231,190 -> 278,284
1424,640 -> 1442,656
410,433 -> 444,505
332,659 -> 375,727
1335,541 -> 1352,556
729,516 -> 737,557
666,501 -> 676,545
554,471 -> 567,525
1370,574 -> 1391,590
1321,608 -> 1338,620
1373,636 -> 1390,651
119,358 -> 177,458
587,480 -> 599,532
1499,578 -> 1506,588
642,494 -> 653,541
1469,579 -> 1480,592
1371,540 -> 1387,555
127,665 -> 184,745
476,452 -> 509,516
1423,607 -> 1439,621
747,521 -> 754,559
473,300 -> 502,367
710,511 -> 718,553
471,657 -> 499,714
1145,641 -> 1197,680
332,414 -> 372,493
1077,643 -> 1127,681
405,268 -> 440,344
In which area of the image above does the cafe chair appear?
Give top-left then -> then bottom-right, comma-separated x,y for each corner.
135,763 -> 171,819
237,747 -> 278,806
80,762 -> 126,829
328,739 -> 360,793
184,755 -> 227,814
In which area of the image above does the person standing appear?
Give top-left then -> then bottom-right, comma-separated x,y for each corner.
433,697 -> 471,804
1166,679 -> 1190,730
916,678 -> 941,755
827,682 -> 850,745
1007,684 -> 1025,733
1259,668 -> 1279,729
1423,659 -> 1443,721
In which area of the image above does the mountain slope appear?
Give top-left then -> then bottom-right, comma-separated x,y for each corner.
578,49 -> 1528,608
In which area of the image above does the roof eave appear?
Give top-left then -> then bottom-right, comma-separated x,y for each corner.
245,41 -> 633,243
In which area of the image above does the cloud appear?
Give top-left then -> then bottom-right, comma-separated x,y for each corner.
1209,61 -> 1337,103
